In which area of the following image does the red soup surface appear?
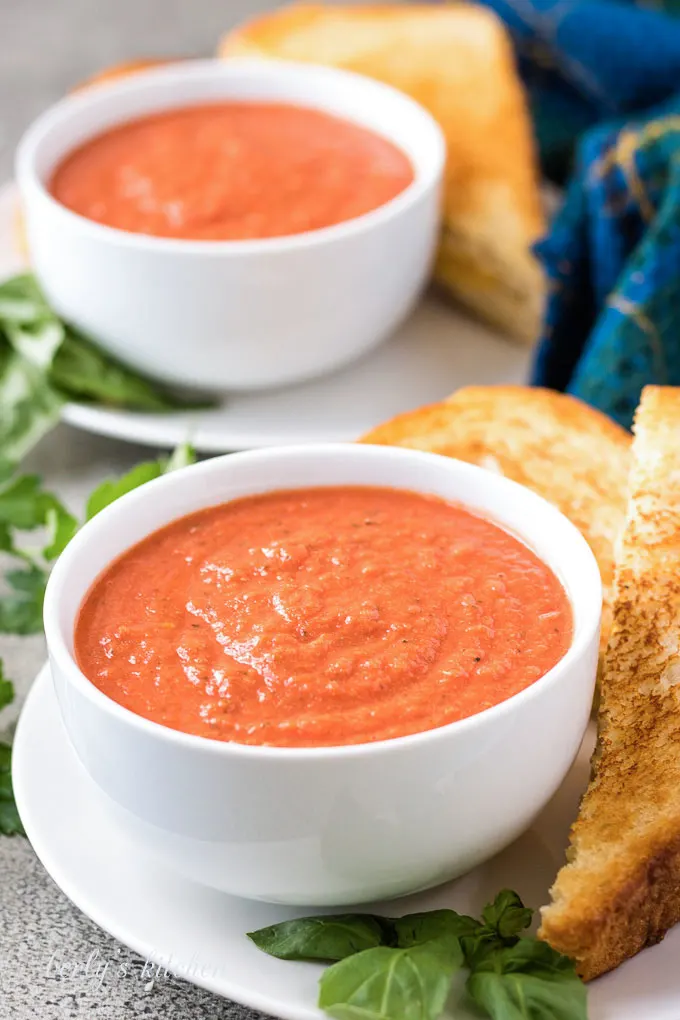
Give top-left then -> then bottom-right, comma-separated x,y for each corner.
75,486 -> 573,748
49,102 -> 415,240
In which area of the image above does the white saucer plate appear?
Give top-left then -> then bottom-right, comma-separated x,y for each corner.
0,182 -> 530,452
13,666 -> 680,1019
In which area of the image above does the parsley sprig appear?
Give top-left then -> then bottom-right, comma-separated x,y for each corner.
0,661 -> 23,836
0,443 -> 196,834
0,443 -> 195,635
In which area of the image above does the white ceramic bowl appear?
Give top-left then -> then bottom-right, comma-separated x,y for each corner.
44,445 -> 601,906
16,60 -> 445,392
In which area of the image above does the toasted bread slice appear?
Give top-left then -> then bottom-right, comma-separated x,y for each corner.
539,386 -> 680,979
220,4 -> 546,343
361,386 -> 631,654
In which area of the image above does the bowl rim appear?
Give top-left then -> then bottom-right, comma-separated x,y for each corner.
44,444 -> 602,761
15,57 -> 446,256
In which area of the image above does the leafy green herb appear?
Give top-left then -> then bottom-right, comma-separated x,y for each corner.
461,889 -> 534,969
248,891 -> 588,1020
0,473 -> 56,530
85,441 -> 195,520
0,470 -> 78,635
0,472 -> 67,633
0,444 -> 196,633
248,915 -> 394,962
393,909 -> 480,951
43,502 -> 79,560
467,939 -> 587,1020
164,442 -> 197,473
0,566 -> 48,635
0,740 -> 24,837
0,659 -> 14,711
0,664 -> 23,837
0,460 -> 14,486
49,331 -> 184,410
319,939 -> 462,1020
0,445 -> 198,837
0,346 -> 64,464
481,890 -> 534,942
0,273 -> 213,463
246,909 -> 479,964
318,914 -> 467,1020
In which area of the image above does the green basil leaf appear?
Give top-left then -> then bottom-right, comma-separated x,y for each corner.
461,891 -> 534,969
481,890 -> 533,942
0,661 -> 14,711
0,742 -> 10,771
248,907 -> 480,964
0,566 -> 48,634
247,894 -> 585,1020
319,940 -> 462,1020
467,940 -> 587,1020
248,915 -> 394,962
472,939 -> 579,978
393,909 -> 480,951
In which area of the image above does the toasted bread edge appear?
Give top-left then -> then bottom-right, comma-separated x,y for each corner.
539,385 -> 680,979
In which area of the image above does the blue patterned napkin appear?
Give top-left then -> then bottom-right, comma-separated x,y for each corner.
478,0 -> 680,428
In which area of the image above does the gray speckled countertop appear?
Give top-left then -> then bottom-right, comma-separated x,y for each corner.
0,2 -> 277,1016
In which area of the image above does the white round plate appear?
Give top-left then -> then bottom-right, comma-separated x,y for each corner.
0,182 -> 530,452
14,666 -> 680,1019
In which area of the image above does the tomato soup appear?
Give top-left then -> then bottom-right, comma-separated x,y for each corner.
75,487 -> 572,748
49,102 -> 414,240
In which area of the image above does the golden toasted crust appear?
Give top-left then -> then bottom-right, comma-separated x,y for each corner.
220,4 -> 546,343
539,386 -> 680,980
361,386 -> 631,654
